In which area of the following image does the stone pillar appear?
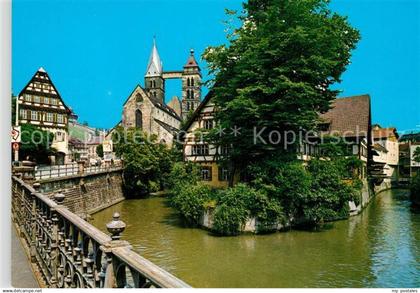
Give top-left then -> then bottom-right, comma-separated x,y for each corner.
102,212 -> 127,288
50,193 -> 65,287
20,188 -> 26,237
30,191 -> 37,263
77,160 -> 85,176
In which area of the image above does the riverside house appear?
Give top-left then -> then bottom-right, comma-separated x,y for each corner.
16,67 -> 71,164
182,94 -> 373,188
181,91 -> 231,188
371,125 -> 399,184
399,132 -> 420,180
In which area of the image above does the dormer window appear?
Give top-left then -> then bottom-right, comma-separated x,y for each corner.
318,123 -> 330,132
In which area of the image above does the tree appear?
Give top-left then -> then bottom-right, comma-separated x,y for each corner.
112,126 -> 175,197
413,146 -> 420,163
96,144 -> 104,158
19,124 -> 55,164
203,0 -> 360,184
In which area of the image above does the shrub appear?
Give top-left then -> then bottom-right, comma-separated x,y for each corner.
171,183 -> 212,225
112,127 -> 175,197
167,162 -> 200,196
305,159 -> 360,223
212,183 -> 284,235
251,158 -> 362,226
212,184 -> 253,235
19,123 -> 55,164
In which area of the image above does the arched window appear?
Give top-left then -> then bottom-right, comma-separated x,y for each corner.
135,109 -> 142,128
191,103 -> 194,111
153,92 -> 157,97
190,89 -> 194,98
149,81 -> 153,88
153,80 -> 156,87
191,78 -> 195,86
186,102 -> 190,111
187,78 -> 190,87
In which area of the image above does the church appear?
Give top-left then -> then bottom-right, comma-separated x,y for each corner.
112,39 -> 202,146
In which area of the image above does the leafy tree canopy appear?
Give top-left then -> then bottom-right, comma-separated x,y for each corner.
19,124 -> 55,164
203,0 -> 360,173
96,144 -> 104,158
413,146 -> 420,163
112,126 -> 176,197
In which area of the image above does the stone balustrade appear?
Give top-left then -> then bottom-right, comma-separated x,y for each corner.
34,162 -> 124,181
11,175 -> 190,288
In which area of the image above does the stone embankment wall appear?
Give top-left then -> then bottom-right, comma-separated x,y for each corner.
39,170 -> 124,217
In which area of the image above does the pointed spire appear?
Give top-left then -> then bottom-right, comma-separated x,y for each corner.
184,48 -> 199,68
38,67 -> 46,73
145,37 -> 163,77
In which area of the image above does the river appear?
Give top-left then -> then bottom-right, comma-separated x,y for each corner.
90,189 -> 420,288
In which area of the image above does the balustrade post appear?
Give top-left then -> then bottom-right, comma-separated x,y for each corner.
50,193 -> 65,288
30,189 -> 38,263
20,188 -> 26,237
12,181 -> 18,223
77,161 -> 85,176
102,212 -> 128,288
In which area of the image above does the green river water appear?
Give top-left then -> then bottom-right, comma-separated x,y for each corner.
90,189 -> 420,288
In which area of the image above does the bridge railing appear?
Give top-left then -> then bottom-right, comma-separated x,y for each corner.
35,161 -> 123,180
11,176 -> 190,288
35,164 -> 79,180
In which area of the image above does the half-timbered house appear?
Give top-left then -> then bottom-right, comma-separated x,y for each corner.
17,67 -> 71,164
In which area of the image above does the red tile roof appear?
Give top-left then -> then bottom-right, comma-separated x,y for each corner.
372,127 -> 398,139
319,94 -> 371,138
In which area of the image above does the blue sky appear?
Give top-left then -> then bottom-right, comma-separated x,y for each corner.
12,0 -> 420,132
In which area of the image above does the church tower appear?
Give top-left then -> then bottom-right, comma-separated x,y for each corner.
181,49 -> 201,119
145,39 -> 165,102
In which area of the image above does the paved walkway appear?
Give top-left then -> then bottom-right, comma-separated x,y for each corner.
11,225 -> 39,288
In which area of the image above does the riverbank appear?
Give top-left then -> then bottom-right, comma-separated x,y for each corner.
199,180 -> 395,234
89,189 -> 419,288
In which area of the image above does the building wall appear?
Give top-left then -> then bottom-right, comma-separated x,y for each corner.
373,136 -> 399,181
197,162 -> 229,188
386,139 -> 399,165
122,86 -> 180,147
183,99 -> 232,188
123,87 -> 153,132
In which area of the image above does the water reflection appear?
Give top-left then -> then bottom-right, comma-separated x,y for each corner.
90,190 -> 419,288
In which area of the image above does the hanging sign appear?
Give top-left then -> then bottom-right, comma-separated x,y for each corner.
11,126 -> 21,143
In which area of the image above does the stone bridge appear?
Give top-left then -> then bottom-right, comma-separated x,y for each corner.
11,164 -> 191,288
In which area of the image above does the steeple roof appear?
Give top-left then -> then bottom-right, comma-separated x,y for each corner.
184,49 -> 199,68
145,38 -> 163,77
